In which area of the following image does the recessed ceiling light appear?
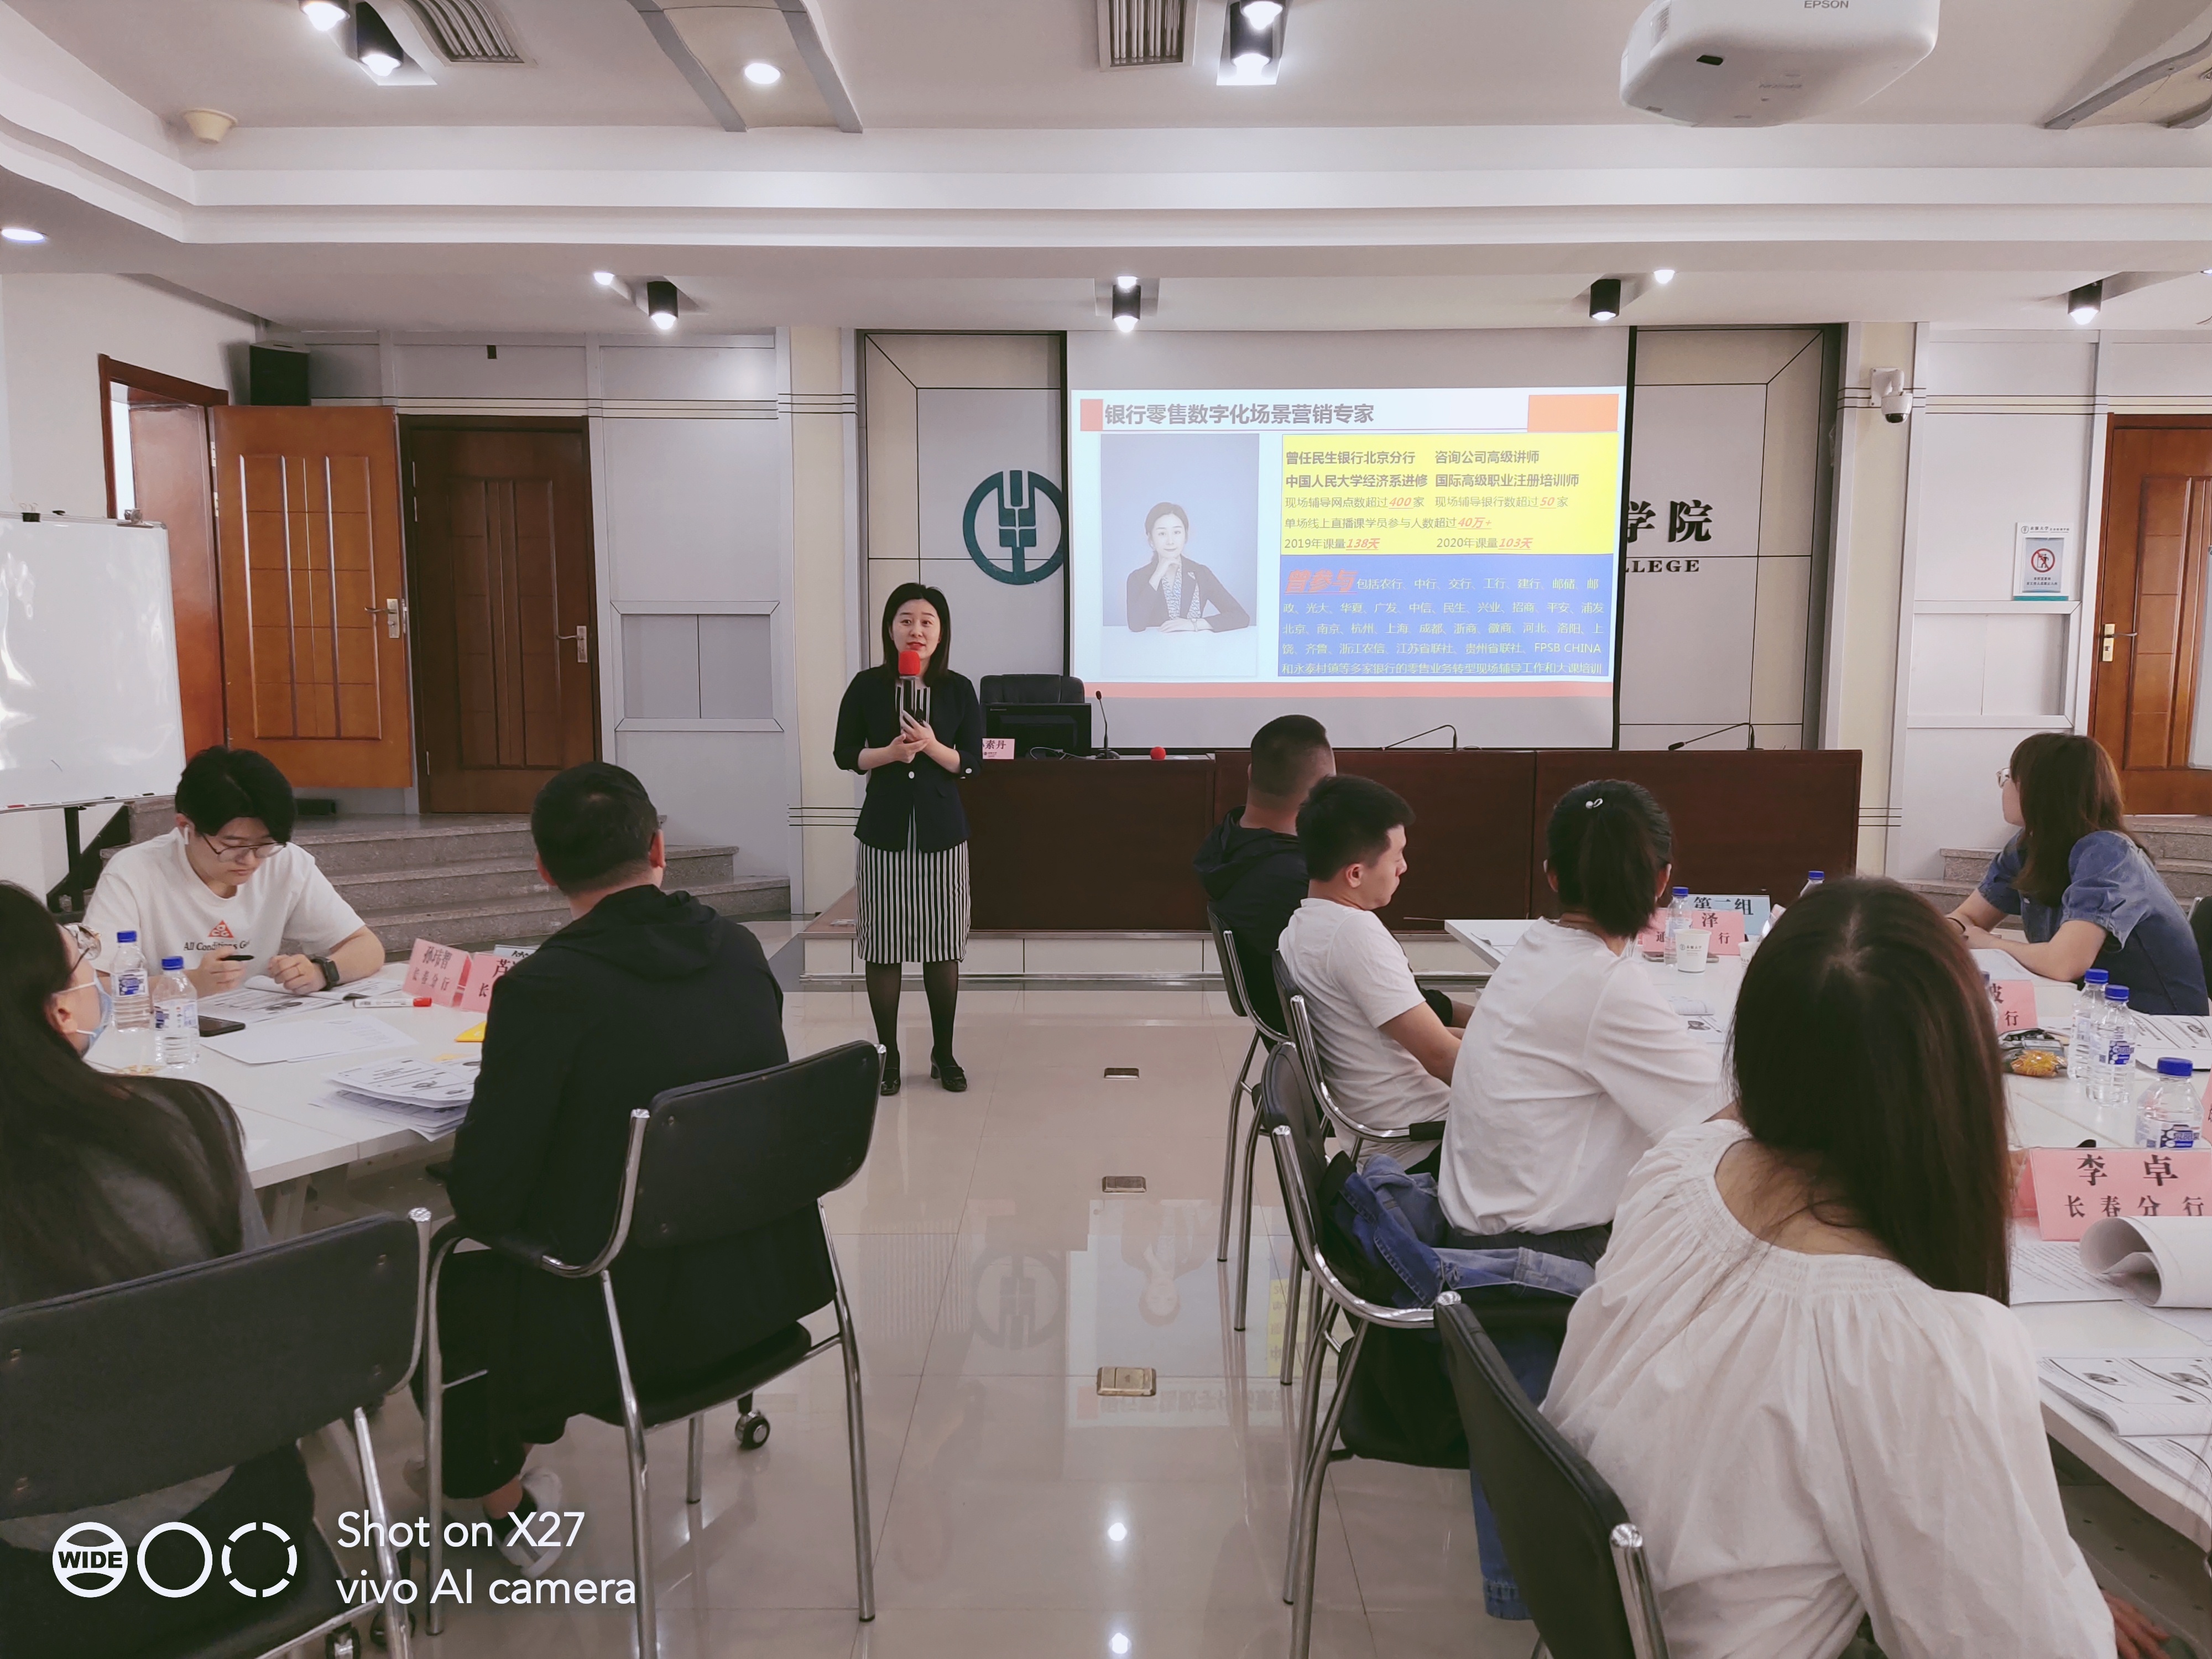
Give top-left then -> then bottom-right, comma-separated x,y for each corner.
743,60 -> 782,86
1105,1521 -> 1128,1542
1,226 -> 46,244
300,0 -> 347,29
593,270 -> 617,286
1109,1636 -> 1131,1657
1652,267 -> 1676,284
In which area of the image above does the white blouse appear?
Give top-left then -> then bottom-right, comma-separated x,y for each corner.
1543,1120 -> 2114,1659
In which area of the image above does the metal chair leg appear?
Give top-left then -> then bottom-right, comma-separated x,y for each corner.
1217,1030 -> 1259,1261
1282,1297 -> 1335,1604
1290,1322 -> 1369,1659
1232,1105 -> 1267,1332
827,1237 -> 877,1620
601,1271 -> 657,1659
686,1414 -> 705,1506
422,1239 -> 453,1639
352,1406 -> 411,1659
1279,1256 -> 1305,1387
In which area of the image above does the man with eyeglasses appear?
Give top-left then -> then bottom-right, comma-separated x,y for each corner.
84,746 -> 384,997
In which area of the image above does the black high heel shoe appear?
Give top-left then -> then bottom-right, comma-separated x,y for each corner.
930,1051 -> 968,1093
880,1052 -> 901,1096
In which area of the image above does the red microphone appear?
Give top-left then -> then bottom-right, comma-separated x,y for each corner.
898,650 -> 924,723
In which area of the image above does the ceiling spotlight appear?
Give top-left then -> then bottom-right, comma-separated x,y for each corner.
1109,1637 -> 1132,1657
1,226 -> 46,244
1112,281 -> 1142,333
1106,1521 -> 1128,1542
1222,0 -> 1285,84
1652,267 -> 1676,284
1589,277 -> 1621,322
646,279 -> 680,331
593,270 -> 617,286
1115,274 -> 1138,291
743,60 -> 782,86
300,0 -> 348,29
2068,279 -> 2103,325
352,1 -> 404,76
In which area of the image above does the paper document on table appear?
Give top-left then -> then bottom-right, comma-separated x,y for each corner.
1682,1015 -> 1728,1046
2039,1354 -> 2212,1437
2133,1014 -> 2212,1072
1666,996 -> 1714,1018
2145,1305 -> 2212,1343
199,984 -> 346,1025
2082,1216 -> 2212,1307
2009,1232 -> 2128,1303
310,1086 -> 466,1141
1461,921 -> 1533,964
201,1014 -> 413,1067
326,1057 -> 479,1107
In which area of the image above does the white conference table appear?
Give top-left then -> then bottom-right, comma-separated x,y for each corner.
1444,917 -> 2212,1550
90,967 -> 473,1234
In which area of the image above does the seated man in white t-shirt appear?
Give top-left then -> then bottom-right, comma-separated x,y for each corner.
1277,775 -> 1469,1136
1438,778 -> 1718,1254
85,747 -> 384,997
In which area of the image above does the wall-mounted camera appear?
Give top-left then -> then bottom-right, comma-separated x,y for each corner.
1871,367 -> 1911,425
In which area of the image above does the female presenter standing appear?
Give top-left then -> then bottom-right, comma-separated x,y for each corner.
834,583 -> 984,1095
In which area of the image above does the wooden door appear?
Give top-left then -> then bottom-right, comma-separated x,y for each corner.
2090,420 -> 2212,813
101,358 -> 227,757
401,421 -> 599,813
210,406 -> 414,788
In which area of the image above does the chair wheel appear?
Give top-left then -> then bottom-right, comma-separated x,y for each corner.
327,1629 -> 360,1659
371,1606 -> 414,1649
735,1411 -> 771,1450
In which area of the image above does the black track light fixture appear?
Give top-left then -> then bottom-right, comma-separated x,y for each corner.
646,279 -> 680,331
1589,278 -> 1622,322
352,2 -> 404,76
1111,277 -> 1142,333
2068,280 -> 2103,325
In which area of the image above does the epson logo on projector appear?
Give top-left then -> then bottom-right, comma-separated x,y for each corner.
1805,1 -> 1851,9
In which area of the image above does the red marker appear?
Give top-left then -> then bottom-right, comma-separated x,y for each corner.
1149,745 -> 1166,761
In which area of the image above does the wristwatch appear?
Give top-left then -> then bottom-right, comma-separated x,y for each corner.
310,954 -> 341,990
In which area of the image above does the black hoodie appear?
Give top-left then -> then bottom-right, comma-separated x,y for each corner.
446,884 -> 815,1427
1194,809 -> 1307,1031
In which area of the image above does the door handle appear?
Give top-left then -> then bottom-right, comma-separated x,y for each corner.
364,598 -> 400,640
556,625 -> 589,664
2101,621 -> 2137,663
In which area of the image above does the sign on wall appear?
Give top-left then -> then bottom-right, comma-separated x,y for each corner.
2015,523 -> 2072,601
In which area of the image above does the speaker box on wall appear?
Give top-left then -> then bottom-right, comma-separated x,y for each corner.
249,345 -> 311,406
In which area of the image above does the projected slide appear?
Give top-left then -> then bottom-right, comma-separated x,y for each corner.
1066,387 -> 1624,695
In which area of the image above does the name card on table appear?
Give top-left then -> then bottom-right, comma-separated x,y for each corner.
1687,908 -> 1746,957
1686,893 -> 1773,940
2023,1147 -> 2212,1241
1987,974 -> 2039,1032
457,951 -> 519,1014
402,938 -> 470,1003
982,737 -> 1016,760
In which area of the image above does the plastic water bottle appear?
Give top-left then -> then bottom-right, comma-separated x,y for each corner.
1800,871 -> 1825,898
2090,984 -> 2135,1109
2136,1057 -> 2201,1149
153,956 -> 198,1068
2069,968 -> 2111,1095
108,929 -> 156,1073
1663,887 -> 1690,965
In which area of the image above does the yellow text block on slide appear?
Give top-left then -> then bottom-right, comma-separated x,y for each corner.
1279,432 -> 1621,557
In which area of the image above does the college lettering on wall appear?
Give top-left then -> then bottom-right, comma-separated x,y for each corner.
1625,498 -> 1714,545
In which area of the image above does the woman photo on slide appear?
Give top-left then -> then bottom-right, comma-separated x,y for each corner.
1125,502 -> 1251,634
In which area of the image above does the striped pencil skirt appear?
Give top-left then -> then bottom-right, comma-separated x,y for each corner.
854,826 -> 970,966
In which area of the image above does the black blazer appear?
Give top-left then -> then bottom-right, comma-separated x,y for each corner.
833,665 -> 984,853
445,885 -> 816,1428
1126,556 -> 1252,633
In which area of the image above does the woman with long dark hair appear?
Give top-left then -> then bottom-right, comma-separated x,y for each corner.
832,583 -> 984,1094
0,883 -> 311,1655
1123,502 -> 1251,633
1950,732 -> 2206,1015
1434,780 -> 1718,1625
1544,878 -> 2160,1657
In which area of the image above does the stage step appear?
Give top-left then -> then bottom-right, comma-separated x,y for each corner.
356,876 -> 790,956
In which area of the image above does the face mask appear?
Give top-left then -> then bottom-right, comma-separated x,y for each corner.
63,980 -> 112,1055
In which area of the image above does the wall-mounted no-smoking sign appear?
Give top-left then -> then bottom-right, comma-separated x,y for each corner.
2014,523 -> 2072,601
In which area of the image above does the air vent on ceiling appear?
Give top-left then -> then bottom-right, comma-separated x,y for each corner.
1098,0 -> 1189,68
402,0 -> 522,64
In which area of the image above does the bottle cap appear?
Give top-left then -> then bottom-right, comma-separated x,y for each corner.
2085,968 -> 2110,984
1808,871 -> 1824,881
2107,984 -> 2131,1002
160,957 -> 183,971
2160,1057 -> 2194,1078
117,930 -> 137,942
1673,886 -> 1688,897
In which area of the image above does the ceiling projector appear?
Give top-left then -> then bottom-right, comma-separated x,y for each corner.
1621,0 -> 1939,127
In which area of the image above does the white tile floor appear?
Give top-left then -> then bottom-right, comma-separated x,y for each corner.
304,984 -> 1535,1659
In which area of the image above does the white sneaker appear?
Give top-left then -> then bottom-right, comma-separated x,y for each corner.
494,1468 -> 569,1578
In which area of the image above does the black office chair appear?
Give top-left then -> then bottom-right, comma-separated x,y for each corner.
978,673 -> 1085,705
0,1213 -> 424,1659
1436,1293 -> 1671,1659
1207,906 -> 1292,1336
423,1040 -> 883,1658
2188,895 -> 2212,997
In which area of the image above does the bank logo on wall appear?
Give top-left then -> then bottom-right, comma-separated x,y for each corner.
963,469 -> 1067,585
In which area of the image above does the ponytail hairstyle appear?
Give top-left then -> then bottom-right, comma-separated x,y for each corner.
1546,779 -> 1672,940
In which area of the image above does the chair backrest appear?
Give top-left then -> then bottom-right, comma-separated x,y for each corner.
2191,895 -> 2212,995
1435,1296 -> 1671,1659
1260,1037 -> 1330,1190
627,1040 -> 882,1250
0,1213 -> 419,1520
979,673 -> 1084,706
1207,905 -> 1252,1022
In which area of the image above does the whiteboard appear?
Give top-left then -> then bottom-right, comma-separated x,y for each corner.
0,518 -> 186,811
